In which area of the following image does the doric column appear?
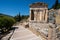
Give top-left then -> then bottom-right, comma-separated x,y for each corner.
29,8 -> 31,21
39,10 -> 43,22
45,9 -> 48,22
34,10 -> 37,21
43,10 -> 45,21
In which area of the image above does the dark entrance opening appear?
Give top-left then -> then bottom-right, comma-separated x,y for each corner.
31,10 -> 34,20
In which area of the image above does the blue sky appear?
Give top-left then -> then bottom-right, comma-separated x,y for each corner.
0,0 -> 60,16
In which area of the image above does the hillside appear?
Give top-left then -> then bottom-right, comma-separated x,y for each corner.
0,13 -> 13,18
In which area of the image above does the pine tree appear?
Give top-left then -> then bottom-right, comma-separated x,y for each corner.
52,0 -> 58,9
18,12 -> 21,21
14,12 -> 21,22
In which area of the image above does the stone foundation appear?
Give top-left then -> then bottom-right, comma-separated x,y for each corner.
29,22 -> 49,40
29,26 -> 47,40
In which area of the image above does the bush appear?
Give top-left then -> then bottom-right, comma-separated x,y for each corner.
0,16 -> 16,33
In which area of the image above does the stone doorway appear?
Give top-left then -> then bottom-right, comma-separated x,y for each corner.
31,10 -> 34,20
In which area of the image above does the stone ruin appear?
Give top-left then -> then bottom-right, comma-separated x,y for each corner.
28,2 -> 60,40
29,2 -> 48,22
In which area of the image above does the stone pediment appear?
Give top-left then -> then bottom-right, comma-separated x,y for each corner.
30,2 -> 48,8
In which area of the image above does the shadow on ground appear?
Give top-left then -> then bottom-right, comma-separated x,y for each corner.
0,27 -> 18,40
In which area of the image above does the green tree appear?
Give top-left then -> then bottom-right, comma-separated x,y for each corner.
14,12 -> 21,22
21,15 -> 29,20
52,0 -> 60,9
0,15 -> 16,33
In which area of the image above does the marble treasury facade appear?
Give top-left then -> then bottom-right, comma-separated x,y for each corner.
29,2 -> 60,40
29,2 -> 48,22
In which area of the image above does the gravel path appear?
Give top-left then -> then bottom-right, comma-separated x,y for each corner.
10,25 -> 41,40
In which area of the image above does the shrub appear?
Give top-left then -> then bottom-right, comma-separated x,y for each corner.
0,16 -> 16,33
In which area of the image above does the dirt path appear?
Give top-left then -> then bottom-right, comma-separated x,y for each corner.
10,25 -> 41,40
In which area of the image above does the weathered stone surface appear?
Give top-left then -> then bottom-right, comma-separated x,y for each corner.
30,2 -> 48,8
56,11 -> 60,24
29,22 -> 49,40
29,2 -> 48,22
